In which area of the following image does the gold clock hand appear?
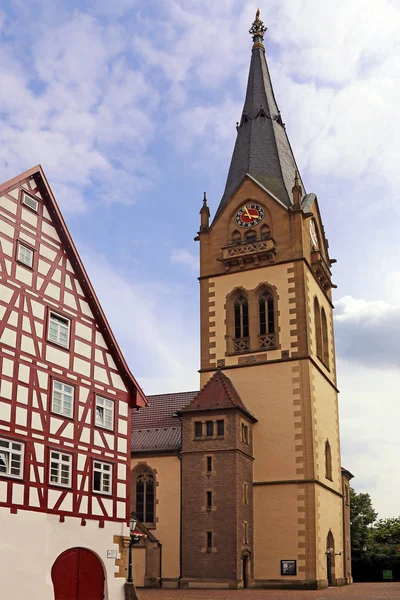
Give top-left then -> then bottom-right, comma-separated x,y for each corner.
244,206 -> 254,219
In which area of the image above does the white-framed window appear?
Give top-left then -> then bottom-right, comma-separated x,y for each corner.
52,380 -> 74,418
0,438 -> 24,478
49,451 -> 72,487
22,193 -> 38,212
48,311 -> 70,349
93,461 -> 112,494
17,242 -> 34,268
95,396 -> 114,430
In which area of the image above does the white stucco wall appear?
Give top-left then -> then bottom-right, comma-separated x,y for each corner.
0,509 -> 129,600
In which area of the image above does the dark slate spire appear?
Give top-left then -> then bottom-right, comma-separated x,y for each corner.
215,10 -> 304,219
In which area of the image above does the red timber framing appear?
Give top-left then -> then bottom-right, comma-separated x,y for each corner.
0,165 -> 147,522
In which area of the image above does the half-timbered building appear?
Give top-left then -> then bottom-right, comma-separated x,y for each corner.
0,165 -> 146,600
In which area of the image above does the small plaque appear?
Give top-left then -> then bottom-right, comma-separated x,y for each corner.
107,550 -> 117,559
281,560 -> 296,576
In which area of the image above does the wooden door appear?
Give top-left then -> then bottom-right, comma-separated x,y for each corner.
52,548 -> 104,600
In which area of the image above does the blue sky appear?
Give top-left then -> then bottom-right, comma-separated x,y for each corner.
1,0 -> 400,517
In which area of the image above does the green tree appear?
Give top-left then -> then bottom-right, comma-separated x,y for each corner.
373,518 -> 400,546
350,487 -> 378,558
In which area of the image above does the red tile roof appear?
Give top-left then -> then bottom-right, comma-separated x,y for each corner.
131,391 -> 198,453
180,371 -> 256,421
132,427 -> 181,453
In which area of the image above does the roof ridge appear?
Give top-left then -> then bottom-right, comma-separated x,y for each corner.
218,371 -> 236,407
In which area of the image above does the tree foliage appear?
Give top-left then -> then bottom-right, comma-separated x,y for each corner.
350,487 -> 378,557
350,487 -> 400,581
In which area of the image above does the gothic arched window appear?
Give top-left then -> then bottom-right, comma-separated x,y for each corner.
245,230 -> 257,243
260,224 -> 271,240
314,297 -> 322,360
321,308 -> 329,368
231,230 -> 241,245
325,440 -> 332,481
233,294 -> 249,350
259,290 -> 275,336
133,466 -> 155,525
258,289 -> 276,349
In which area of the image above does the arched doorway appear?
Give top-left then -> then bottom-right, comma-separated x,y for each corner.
52,548 -> 104,600
326,531 -> 335,587
241,549 -> 251,588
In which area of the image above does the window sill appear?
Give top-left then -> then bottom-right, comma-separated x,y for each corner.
226,345 -> 278,357
47,339 -> 70,353
95,423 -> 114,433
51,410 -> 74,421
16,259 -> 34,271
49,482 -> 72,490
93,489 -> 112,497
0,472 -> 23,481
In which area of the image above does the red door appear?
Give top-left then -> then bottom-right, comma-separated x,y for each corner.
52,548 -> 104,600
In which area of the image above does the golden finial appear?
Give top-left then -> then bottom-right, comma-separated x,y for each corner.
249,8 -> 267,47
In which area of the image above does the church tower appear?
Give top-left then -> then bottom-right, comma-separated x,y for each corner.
197,11 -> 347,589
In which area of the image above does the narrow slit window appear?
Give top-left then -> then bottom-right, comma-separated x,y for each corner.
206,490 -> 212,510
17,243 -> 34,268
244,521 -> 249,544
206,456 -> 212,473
325,440 -> 333,481
206,531 -> 212,552
206,421 -> 214,437
243,482 -> 248,504
48,312 -> 70,349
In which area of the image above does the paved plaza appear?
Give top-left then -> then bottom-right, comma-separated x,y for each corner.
137,583 -> 400,600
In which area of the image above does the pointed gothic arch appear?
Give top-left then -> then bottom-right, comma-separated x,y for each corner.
233,292 -> 249,346
231,230 -> 242,245
325,440 -> 332,481
257,287 -> 277,350
245,229 -> 257,243
131,464 -> 156,526
321,307 -> 329,367
260,224 -> 271,240
326,530 -> 336,586
314,297 -> 323,360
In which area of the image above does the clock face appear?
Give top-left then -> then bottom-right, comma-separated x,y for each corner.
310,219 -> 318,248
235,204 -> 264,228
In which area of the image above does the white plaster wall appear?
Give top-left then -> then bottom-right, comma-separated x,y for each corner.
0,509 -> 128,600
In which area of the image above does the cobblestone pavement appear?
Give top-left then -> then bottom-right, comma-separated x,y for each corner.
137,583 -> 400,600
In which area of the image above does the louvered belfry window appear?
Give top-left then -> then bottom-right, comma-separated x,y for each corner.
136,467 -> 155,524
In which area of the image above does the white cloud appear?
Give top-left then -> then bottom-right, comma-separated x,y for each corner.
338,360 -> 400,518
81,250 -> 199,395
170,248 -> 199,271
0,11 -> 158,213
335,295 -> 400,368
